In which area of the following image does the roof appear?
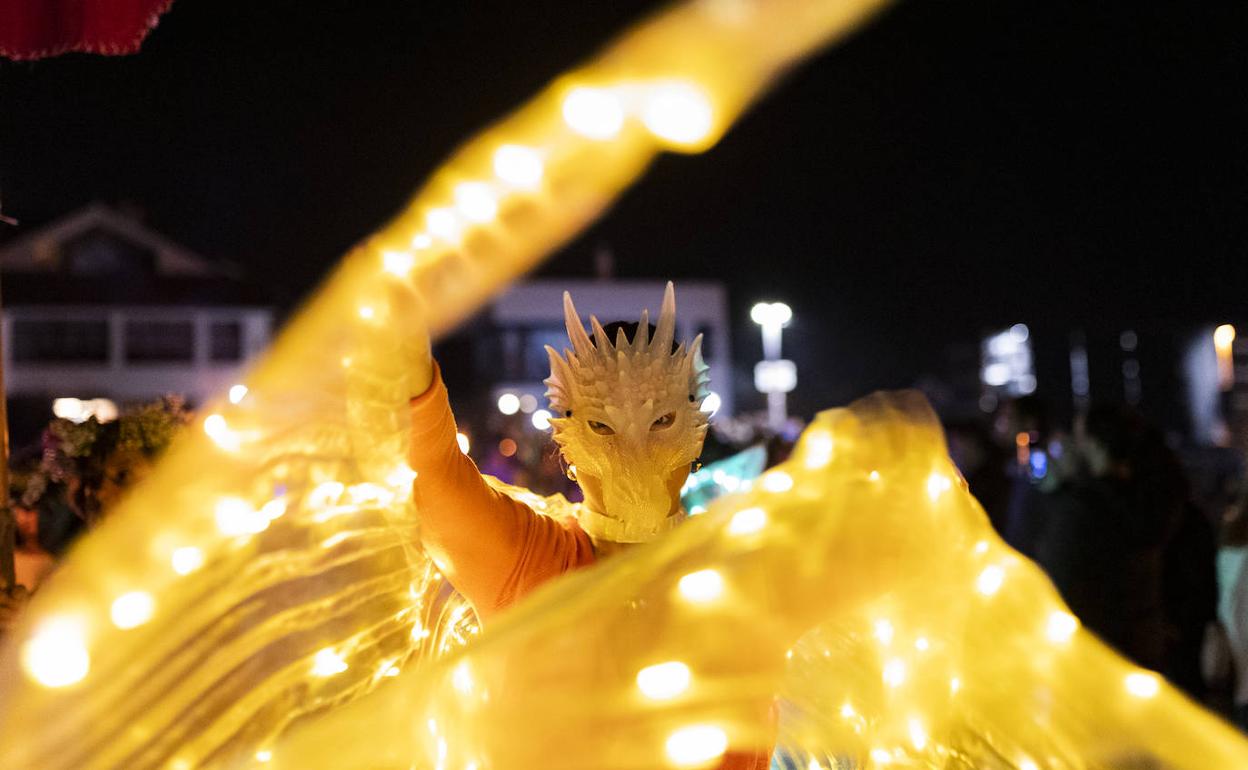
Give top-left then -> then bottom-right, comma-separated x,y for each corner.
0,203 -> 269,307
0,202 -> 240,279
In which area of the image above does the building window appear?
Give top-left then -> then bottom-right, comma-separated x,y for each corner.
12,320 -> 109,363
522,326 -> 570,379
210,321 -> 243,362
125,321 -> 194,363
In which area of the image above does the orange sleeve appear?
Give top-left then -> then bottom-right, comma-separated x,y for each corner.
408,363 -> 595,621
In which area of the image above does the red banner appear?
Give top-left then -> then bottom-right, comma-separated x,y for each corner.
0,0 -> 173,61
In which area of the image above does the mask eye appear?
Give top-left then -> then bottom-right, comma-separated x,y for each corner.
587,420 -> 615,436
650,412 -> 676,431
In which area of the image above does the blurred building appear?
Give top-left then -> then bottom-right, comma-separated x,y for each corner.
0,203 -> 272,443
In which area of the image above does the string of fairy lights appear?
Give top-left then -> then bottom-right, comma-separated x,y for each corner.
4,1 -> 1241,769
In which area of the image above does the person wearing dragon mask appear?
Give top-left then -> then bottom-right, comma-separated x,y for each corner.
407,281 -> 766,768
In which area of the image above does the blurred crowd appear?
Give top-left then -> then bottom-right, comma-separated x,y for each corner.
948,396 -> 1248,728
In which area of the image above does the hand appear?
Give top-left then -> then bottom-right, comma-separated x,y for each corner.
384,274 -> 435,397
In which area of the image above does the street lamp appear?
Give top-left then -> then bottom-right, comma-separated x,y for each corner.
750,301 -> 795,432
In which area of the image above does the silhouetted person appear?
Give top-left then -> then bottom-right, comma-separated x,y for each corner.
1033,406 -> 1180,671
995,395 -> 1052,556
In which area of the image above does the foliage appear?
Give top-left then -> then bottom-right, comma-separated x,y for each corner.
18,396 -> 190,524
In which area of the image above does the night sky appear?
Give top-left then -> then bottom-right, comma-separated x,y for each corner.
2,0 -> 1245,417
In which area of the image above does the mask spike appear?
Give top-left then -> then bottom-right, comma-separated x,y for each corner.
563,291 -> 594,359
590,315 -> 613,353
544,345 -> 574,408
614,325 -> 630,351
653,281 -> 677,355
636,309 -> 650,351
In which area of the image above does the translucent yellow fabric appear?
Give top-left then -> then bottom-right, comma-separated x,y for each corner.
1,1 -> 1246,768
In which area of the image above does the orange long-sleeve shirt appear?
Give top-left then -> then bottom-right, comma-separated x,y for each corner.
409,365 -> 770,770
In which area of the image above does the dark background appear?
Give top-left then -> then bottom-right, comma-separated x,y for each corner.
3,0 -> 1245,418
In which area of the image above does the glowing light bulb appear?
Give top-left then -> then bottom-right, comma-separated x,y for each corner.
728,507 -> 767,535
412,620 -> 431,641
260,498 -> 287,521
493,144 -> 544,189
1046,610 -> 1079,644
426,207 -> 462,242
1125,671 -> 1160,698
411,233 -> 433,249
974,540 -> 989,554
839,702 -> 856,719
976,565 -> 1005,596
665,724 -> 728,767
915,636 -> 929,652
678,569 -> 724,603
562,87 -> 624,139
454,182 -> 498,223
1019,760 -> 1038,770
808,760 -> 823,770
256,750 -> 273,763
804,430 -> 834,469
308,481 -> 345,508
22,617 -> 90,688
873,619 -> 894,646
382,250 -> 415,276
204,413 -> 240,452
950,676 -> 961,694
531,409 -> 552,430
497,393 -> 521,415
357,305 -> 376,320
215,497 -> 269,536
171,546 -> 204,575
452,662 -> 474,694
311,648 -> 348,677
868,470 -> 881,482
347,483 -> 394,506
641,81 -> 714,147
882,658 -> 906,688
926,472 -> 952,500
907,717 -> 927,751
869,748 -> 892,764
456,432 -> 471,454
110,591 -> 155,629
386,464 -> 418,488
637,660 -> 691,700
761,471 -> 793,492
228,384 -> 248,404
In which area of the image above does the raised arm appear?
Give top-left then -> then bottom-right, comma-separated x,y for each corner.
408,360 -> 530,616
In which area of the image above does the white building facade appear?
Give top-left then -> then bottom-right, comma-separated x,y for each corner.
0,203 -> 272,436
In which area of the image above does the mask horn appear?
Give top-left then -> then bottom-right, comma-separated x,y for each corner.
563,291 -> 594,359
635,308 -> 650,351
590,315 -> 613,352
652,281 -> 677,355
